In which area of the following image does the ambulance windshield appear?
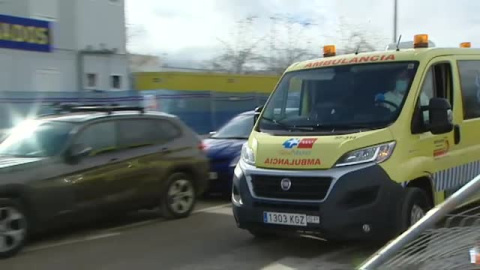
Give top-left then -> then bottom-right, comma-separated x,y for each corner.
259,62 -> 419,134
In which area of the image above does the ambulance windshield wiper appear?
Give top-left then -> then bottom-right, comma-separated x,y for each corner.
301,122 -> 390,131
261,117 -> 314,131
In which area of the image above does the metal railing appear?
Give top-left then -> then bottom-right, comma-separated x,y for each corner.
359,173 -> 480,270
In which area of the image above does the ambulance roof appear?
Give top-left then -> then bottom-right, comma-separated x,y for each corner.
286,47 -> 480,73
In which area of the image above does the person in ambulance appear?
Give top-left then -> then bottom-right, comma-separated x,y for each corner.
375,69 -> 429,112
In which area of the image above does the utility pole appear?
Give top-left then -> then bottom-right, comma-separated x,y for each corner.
393,0 -> 398,43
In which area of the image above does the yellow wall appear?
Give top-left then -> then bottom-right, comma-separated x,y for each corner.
134,72 -> 281,94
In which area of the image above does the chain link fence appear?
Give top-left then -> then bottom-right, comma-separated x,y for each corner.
360,174 -> 480,270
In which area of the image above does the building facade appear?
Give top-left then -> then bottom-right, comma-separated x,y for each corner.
0,0 -> 129,92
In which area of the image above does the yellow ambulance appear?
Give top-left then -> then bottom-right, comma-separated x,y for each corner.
232,35 -> 480,241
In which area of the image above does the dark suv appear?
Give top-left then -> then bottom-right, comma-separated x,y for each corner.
0,105 -> 209,258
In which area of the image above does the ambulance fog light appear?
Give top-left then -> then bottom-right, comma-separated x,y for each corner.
232,185 -> 243,206
362,224 -> 371,233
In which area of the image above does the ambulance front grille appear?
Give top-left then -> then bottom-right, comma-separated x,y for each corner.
250,175 -> 332,201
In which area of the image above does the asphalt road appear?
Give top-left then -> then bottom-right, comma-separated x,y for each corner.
0,198 -> 379,270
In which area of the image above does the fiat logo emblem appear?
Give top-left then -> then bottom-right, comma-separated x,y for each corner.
280,178 -> 292,191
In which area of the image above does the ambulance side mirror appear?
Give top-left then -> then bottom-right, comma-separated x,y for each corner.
253,105 -> 263,125
428,98 -> 453,135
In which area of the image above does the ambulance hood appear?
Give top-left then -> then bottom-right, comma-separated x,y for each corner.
250,128 -> 394,170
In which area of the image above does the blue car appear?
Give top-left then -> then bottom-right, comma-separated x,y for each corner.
203,111 -> 254,195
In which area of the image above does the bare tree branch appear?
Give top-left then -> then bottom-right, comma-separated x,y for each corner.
206,16 -> 267,74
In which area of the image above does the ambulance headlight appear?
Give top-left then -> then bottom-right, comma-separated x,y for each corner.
335,142 -> 396,167
241,143 -> 255,165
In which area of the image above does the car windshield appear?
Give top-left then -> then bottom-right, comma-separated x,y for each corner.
211,113 -> 253,139
0,121 -> 74,158
259,62 -> 419,134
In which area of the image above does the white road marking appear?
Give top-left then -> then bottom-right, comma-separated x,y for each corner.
261,247 -> 362,270
22,202 -> 232,253
102,202 -> 232,233
107,202 -> 233,232
299,246 -> 364,270
261,257 -> 311,270
193,203 -> 231,214
300,234 -> 327,241
201,206 -> 233,216
24,232 -> 121,253
102,219 -> 162,233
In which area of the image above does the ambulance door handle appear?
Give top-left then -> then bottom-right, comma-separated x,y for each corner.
454,124 -> 461,145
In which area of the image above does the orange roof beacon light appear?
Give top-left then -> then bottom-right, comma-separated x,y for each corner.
413,34 -> 429,48
323,45 -> 336,57
460,42 -> 472,48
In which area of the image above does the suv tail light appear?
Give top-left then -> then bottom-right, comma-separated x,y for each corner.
198,141 -> 206,151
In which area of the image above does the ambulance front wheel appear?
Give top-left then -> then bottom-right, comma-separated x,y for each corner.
401,187 -> 430,231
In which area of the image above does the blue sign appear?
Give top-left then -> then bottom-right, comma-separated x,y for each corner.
283,138 -> 300,149
0,14 -> 52,52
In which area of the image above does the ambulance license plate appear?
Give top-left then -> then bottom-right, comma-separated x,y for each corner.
263,212 -> 308,226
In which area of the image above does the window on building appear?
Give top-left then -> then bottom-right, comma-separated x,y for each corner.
111,75 -> 122,89
30,0 -> 58,21
86,73 -> 97,89
459,61 -> 480,119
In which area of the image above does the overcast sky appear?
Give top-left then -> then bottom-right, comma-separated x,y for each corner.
125,0 -> 480,67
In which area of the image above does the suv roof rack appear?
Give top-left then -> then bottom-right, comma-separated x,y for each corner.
45,103 -> 145,115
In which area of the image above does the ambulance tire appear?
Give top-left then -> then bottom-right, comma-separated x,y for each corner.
401,188 -> 430,230
400,188 -> 431,252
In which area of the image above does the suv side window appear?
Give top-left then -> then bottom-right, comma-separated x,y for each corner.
75,121 -> 117,155
458,60 -> 480,119
413,63 -> 453,132
117,119 -> 180,148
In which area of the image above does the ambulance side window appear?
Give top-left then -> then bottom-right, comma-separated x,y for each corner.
458,61 -> 480,119
420,69 -> 435,125
433,63 -> 453,102
413,63 -> 453,133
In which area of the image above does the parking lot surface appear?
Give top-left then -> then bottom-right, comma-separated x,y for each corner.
0,198 -> 378,270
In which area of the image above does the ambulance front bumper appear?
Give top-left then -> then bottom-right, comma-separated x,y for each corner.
232,160 -> 405,241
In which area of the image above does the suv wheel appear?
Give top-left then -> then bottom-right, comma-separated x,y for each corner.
0,199 -> 28,259
162,173 -> 196,219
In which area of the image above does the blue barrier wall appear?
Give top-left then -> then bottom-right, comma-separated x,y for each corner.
0,90 -> 270,135
140,90 -> 269,134
0,90 -> 141,129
